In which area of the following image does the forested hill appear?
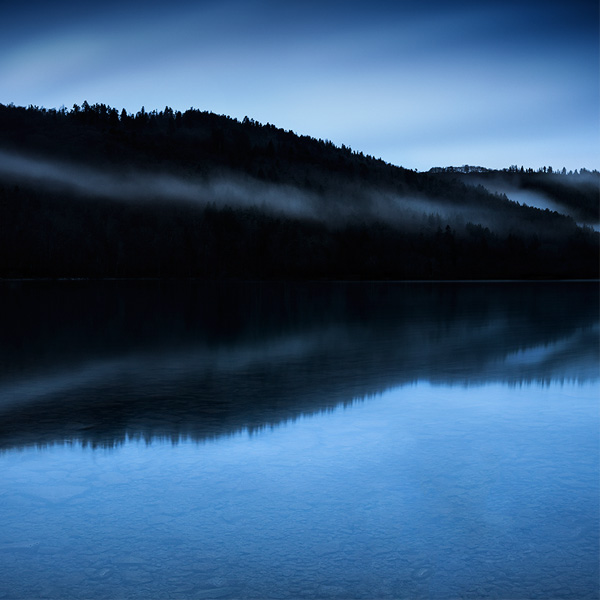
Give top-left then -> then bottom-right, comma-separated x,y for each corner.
0,102 -> 597,280
429,165 -> 599,228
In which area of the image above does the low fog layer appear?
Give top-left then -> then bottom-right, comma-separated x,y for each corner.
488,185 -> 558,212
469,176 -> 599,231
0,148 -> 540,233
0,149 -> 317,220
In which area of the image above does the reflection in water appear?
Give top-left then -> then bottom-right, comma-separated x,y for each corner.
0,281 -> 597,449
0,282 -> 598,600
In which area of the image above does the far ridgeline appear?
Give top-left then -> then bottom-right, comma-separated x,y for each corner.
0,102 -> 597,280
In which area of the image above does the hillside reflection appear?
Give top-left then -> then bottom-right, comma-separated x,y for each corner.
0,281 -> 597,450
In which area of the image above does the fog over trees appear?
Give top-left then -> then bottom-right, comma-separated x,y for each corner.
0,102 -> 597,279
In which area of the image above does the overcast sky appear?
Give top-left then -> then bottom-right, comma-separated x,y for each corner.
1,0 -> 597,171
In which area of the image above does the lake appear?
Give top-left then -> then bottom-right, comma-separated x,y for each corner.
0,281 -> 598,599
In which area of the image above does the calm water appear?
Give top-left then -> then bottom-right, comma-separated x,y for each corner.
0,281 -> 598,600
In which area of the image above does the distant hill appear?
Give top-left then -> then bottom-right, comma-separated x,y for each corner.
0,102 -> 597,279
429,165 -> 599,227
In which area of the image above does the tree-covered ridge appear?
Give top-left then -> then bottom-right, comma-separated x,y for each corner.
0,102 -> 597,280
430,165 -> 599,226
0,102 -> 406,186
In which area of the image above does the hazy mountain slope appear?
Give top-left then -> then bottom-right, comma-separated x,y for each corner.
0,103 -> 597,279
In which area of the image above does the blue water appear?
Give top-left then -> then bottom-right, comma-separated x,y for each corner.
0,282 -> 598,599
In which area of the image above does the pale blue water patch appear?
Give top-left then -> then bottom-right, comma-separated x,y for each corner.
0,380 -> 597,600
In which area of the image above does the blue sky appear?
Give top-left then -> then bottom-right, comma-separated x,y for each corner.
0,0 -> 597,171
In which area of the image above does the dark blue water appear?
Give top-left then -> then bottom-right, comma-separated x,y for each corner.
0,282 -> 598,599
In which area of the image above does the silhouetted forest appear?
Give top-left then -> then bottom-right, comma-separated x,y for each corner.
0,102 -> 597,279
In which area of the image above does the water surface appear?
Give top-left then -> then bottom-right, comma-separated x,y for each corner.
0,281 -> 597,599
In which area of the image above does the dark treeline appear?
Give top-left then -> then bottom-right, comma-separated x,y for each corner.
0,102 -> 597,279
0,101 -> 406,186
1,185 -> 596,279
